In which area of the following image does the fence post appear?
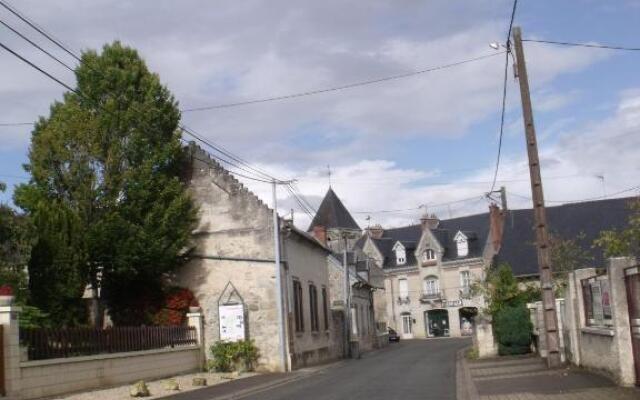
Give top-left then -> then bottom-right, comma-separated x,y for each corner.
0,306 -> 21,397
187,311 -> 205,370
607,257 -> 636,386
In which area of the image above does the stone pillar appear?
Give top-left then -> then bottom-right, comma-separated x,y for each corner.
567,267 -> 598,366
473,314 -> 497,357
607,257 -> 636,386
187,311 -> 206,370
449,308 -> 461,338
0,306 -> 21,398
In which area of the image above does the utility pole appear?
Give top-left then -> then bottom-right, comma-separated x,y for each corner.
343,234 -> 351,358
272,180 -> 288,372
512,26 -> 561,368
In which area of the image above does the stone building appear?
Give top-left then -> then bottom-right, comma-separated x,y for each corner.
177,144 -> 339,372
309,188 -> 385,352
357,207 -> 504,339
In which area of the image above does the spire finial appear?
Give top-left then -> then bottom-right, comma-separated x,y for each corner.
327,164 -> 332,188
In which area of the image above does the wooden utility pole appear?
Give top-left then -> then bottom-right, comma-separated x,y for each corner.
512,26 -> 562,368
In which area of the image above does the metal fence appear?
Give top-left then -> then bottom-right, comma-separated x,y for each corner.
20,326 -> 198,361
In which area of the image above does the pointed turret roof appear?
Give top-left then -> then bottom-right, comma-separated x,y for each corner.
308,188 -> 360,231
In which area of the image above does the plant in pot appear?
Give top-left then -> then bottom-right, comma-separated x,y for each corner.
189,297 -> 200,313
0,284 -> 14,306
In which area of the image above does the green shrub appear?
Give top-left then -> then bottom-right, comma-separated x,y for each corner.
494,304 -> 532,355
209,340 -> 259,372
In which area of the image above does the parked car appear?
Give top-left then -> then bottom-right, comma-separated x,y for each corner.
388,327 -> 400,342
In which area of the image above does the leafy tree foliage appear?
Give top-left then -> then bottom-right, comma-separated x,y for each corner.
15,42 -> 196,326
594,199 -> 640,258
0,182 -> 34,303
494,305 -> 533,355
549,232 -> 592,295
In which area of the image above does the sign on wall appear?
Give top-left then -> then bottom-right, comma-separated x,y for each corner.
219,303 -> 246,342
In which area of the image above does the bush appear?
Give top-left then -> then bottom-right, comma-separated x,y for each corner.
494,304 -> 532,355
209,340 -> 259,372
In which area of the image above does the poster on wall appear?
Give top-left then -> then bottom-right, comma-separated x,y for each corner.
219,303 -> 246,342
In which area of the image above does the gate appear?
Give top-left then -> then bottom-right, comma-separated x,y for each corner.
0,325 -> 4,395
624,266 -> 640,386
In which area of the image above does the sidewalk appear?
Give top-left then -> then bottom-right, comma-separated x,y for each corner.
458,351 -> 640,400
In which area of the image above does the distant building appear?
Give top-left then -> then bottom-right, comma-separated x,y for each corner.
357,208 -> 503,339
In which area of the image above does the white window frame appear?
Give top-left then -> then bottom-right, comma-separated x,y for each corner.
460,270 -> 471,289
422,249 -> 436,262
423,276 -> 439,295
454,232 -> 469,258
398,278 -> 409,299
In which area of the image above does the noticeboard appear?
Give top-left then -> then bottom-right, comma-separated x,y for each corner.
219,303 -> 246,342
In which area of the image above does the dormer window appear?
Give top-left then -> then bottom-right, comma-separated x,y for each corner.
422,249 -> 436,262
454,231 -> 469,258
393,242 -> 406,265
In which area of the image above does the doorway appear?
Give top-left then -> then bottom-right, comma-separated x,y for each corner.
401,313 -> 413,339
624,266 -> 640,386
459,307 -> 478,336
427,309 -> 450,337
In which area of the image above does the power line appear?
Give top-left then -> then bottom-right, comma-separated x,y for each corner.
181,52 -> 505,112
0,40 -> 77,93
0,17 -> 75,72
0,122 -> 33,127
489,0 -> 518,194
0,6 -> 285,187
351,195 -> 485,215
510,183 -> 640,204
0,0 -> 81,61
522,39 -> 640,51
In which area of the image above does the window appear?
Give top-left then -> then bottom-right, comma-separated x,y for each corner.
424,276 -> 439,296
582,277 -> 613,327
309,283 -> 319,332
460,271 -> 471,289
322,287 -> 329,331
398,278 -> 409,299
454,232 -> 468,257
422,249 -> 436,262
396,248 -> 406,265
292,280 -> 304,332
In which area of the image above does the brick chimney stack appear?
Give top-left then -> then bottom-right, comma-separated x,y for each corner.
489,204 -> 504,252
366,224 -> 384,239
311,225 -> 327,245
420,213 -> 440,231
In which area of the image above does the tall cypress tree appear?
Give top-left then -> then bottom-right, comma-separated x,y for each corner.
15,42 -> 196,326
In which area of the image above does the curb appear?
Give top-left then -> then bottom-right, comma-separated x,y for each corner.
456,347 -> 479,400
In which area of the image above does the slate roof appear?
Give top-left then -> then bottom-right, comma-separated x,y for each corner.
359,212 -> 490,269
496,196 -> 636,277
308,188 -> 361,231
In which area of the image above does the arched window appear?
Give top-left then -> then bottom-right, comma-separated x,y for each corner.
422,249 -> 436,262
423,276 -> 440,296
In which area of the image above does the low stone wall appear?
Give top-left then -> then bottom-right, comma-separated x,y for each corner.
0,308 -> 206,399
19,346 -> 200,400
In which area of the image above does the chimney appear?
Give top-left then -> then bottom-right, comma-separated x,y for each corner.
420,213 -> 440,231
489,204 -> 504,252
311,225 -> 327,245
366,224 -> 384,239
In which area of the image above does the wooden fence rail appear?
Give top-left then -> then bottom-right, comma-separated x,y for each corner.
19,326 -> 197,361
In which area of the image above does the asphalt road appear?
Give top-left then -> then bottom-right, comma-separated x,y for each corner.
242,338 -> 469,400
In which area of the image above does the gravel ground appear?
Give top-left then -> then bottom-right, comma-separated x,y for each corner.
55,371 -> 258,399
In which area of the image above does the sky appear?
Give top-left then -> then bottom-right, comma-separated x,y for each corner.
1,0 -> 639,230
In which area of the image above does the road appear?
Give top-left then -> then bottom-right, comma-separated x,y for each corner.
242,338 -> 469,400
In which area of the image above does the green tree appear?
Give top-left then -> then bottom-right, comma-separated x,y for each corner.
594,199 -> 640,258
15,42 -> 197,326
549,232 -> 592,295
0,182 -> 34,302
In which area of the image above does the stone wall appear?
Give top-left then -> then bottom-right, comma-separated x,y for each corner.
560,258 -> 637,386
